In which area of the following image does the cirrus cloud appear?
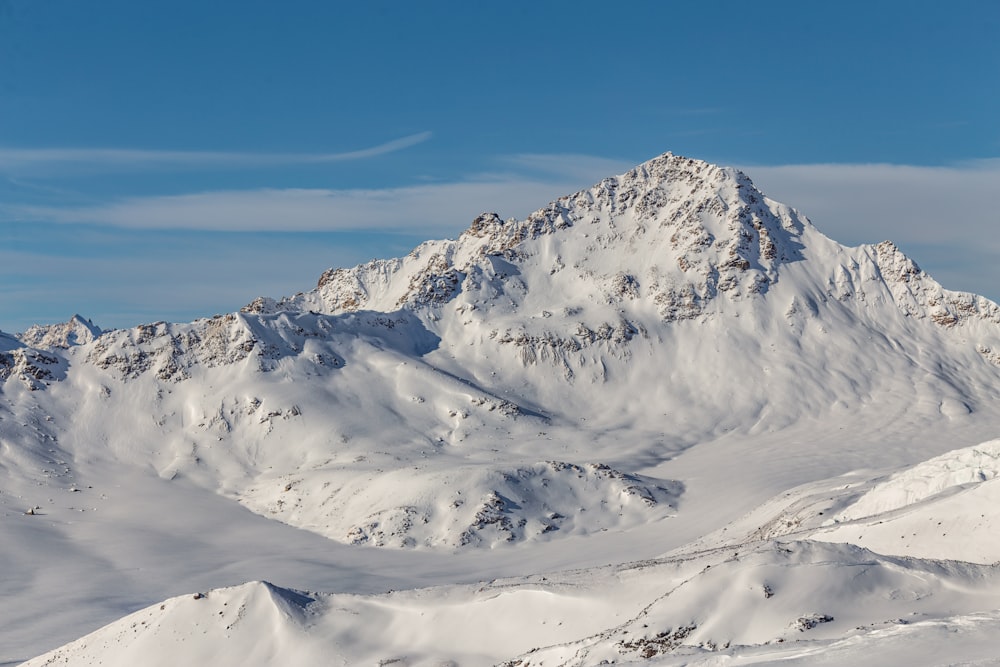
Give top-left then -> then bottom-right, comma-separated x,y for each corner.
741,159 -> 1000,297
743,160 -> 1000,250
0,132 -> 432,171
10,179 -> 576,233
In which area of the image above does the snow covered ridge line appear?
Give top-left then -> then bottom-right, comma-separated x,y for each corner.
3,309 -> 435,387
508,539 -> 1000,665
834,438 -> 1000,522
23,538 -> 1000,667
244,152 -> 1000,330
6,151 -> 1000,391
18,314 -> 103,349
678,438 -> 1000,566
240,460 -> 683,549
0,345 -> 64,390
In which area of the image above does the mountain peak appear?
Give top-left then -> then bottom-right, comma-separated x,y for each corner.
235,153 -> 904,326
234,152 -> 1000,362
18,314 -> 103,350
613,151 -> 754,195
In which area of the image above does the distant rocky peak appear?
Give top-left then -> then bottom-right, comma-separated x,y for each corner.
18,314 -> 103,350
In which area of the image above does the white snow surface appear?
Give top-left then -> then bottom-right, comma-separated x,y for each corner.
7,152 -> 1000,665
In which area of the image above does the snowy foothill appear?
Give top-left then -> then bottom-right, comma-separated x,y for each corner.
20,521 -> 1000,665
6,153 -> 1000,665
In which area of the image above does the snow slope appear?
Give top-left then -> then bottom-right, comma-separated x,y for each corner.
7,152 -> 1000,665
808,439 -> 1000,563
23,536 -> 1000,666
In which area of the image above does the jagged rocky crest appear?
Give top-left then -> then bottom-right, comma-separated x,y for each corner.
18,314 -> 103,350
242,460 -> 682,549
244,152 -> 999,330
245,154 -> 805,318
6,152 -> 1000,391
235,152 -> 1000,386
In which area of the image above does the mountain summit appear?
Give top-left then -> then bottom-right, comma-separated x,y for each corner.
230,152 -> 1000,427
247,153 -> 804,318
246,153 -> 996,325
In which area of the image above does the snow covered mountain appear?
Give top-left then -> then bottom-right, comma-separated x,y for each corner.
17,314 -> 102,350
6,152 -> 1000,665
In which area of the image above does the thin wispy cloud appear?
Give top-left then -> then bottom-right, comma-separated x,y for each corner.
744,161 -> 1000,250
8,156 -> 1000,252
0,131 -> 432,171
0,243 -> 382,332
500,153 -> 635,184
6,153 -> 634,233
11,180 -> 569,233
741,160 -> 1000,298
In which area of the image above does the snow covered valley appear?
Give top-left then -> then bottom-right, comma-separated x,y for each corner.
5,153 -> 1000,665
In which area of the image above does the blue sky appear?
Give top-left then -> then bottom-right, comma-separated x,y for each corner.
1,1 -> 998,332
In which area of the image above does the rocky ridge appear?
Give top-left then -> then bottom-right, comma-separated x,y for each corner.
6,153 -> 1000,387
18,314 -> 103,350
242,153 -> 999,332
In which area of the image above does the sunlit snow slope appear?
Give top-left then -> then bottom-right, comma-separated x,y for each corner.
6,152 -> 1000,665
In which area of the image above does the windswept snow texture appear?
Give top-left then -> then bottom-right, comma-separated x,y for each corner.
8,152 -> 1000,665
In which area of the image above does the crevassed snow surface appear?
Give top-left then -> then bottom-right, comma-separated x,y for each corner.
6,152 -> 1000,665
